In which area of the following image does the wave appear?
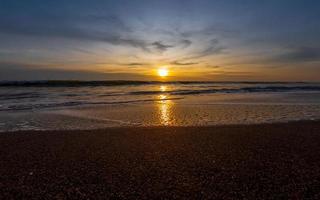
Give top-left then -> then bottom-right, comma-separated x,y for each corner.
130,86 -> 320,96
0,97 -> 184,111
1,85 -> 320,102
2,85 -> 319,101
241,86 -> 320,92
0,92 -> 43,100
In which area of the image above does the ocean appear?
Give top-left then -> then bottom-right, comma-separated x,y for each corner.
1,81 -> 320,132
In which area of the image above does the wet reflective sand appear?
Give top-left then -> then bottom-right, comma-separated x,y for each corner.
2,97 -> 320,132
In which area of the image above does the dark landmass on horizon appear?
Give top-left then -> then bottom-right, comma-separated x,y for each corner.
0,80 -> 318,87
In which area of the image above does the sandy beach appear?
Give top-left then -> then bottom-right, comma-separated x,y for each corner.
1,121 -> 320,199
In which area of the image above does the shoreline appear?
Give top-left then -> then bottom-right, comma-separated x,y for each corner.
1,119 -> 319,134
1,120 -> 320,199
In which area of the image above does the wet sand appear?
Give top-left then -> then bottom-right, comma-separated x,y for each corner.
1,121 -> 320,199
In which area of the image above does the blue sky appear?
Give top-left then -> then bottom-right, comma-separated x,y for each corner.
0,0 -> 320,81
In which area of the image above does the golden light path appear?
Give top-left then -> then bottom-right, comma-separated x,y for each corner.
158,85 -> 174,126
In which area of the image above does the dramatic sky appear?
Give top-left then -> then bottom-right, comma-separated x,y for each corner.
0,0 -> 320,81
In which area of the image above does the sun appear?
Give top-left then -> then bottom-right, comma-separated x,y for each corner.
158,68 -> 169,77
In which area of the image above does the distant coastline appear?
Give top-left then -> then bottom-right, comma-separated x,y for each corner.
0,80 -> 318,87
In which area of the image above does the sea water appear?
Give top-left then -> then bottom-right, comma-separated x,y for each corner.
1,81 -> 320,131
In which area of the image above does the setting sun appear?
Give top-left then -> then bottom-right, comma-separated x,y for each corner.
158,68 -> 169,77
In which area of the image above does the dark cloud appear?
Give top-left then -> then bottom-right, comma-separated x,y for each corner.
184,39 -> 226,60
213,71 -> 254,75
180,39 -> 192,48
275,47 -> 320,62
107,37 -> 149,51
208,71 -> 255,80
151,41 -> 174,52
121,63 -> 149,68
86,15 -> 133,33
0,62 -> 149,81
171,60 -> 198,66
0,13 -> 150,51
179,25 -> 235,38
71,48 -> 98,55
199,39 -> 226,56
205,65 -> 221,69
124,63 -> 147,66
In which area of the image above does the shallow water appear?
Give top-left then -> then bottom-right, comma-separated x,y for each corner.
1,82 -> 320,131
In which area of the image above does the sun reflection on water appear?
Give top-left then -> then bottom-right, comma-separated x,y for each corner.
158,88 -> 174,125
160,85 -> 167,92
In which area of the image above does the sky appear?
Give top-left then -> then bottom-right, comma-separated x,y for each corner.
0,0 -> 320,81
